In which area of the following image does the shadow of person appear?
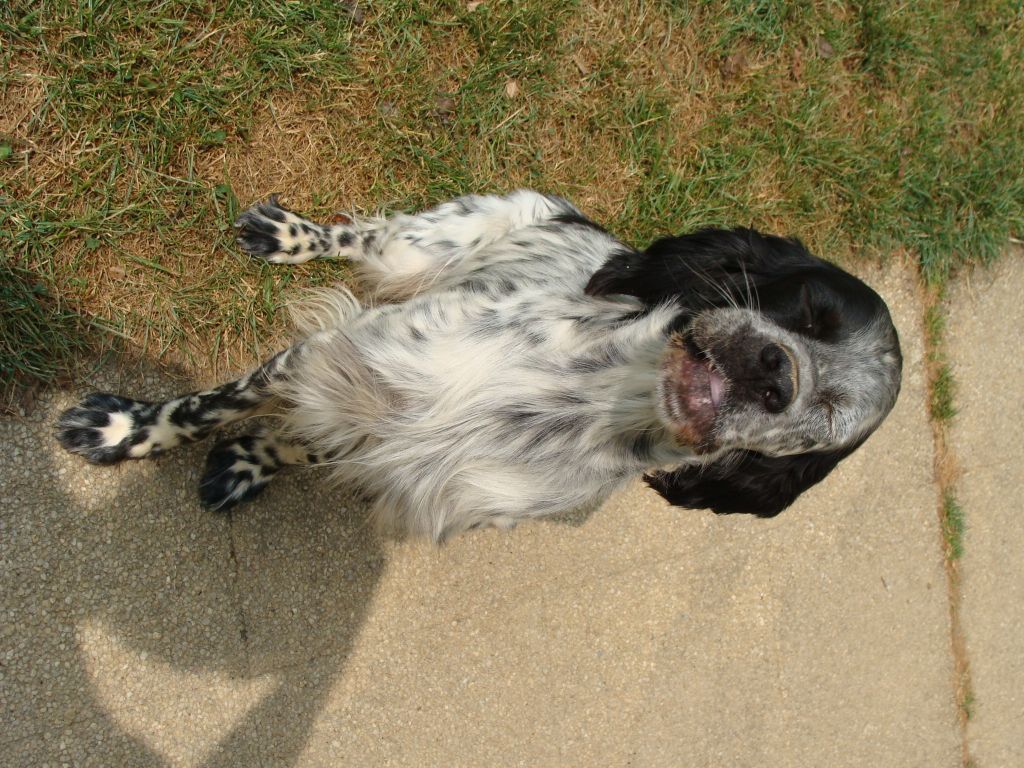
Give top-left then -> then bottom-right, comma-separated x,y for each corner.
3,355 -> 385,766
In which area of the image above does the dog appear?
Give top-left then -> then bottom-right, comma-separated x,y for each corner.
57,190 -> 902,541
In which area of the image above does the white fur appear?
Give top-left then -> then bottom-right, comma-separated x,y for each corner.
98,411 -> 133,447
58,189 -> 899,538
255,192 -> 697,540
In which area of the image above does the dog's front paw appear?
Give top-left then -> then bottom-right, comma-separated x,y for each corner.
56,393 -> 154,464
199,436 -> 277,511
234,196 -> 333,265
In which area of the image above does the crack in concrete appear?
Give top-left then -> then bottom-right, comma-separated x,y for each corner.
226,510 -> 252,674
920,277 -> 974,768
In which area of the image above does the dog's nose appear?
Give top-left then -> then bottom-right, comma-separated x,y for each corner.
759,343 -> 794,413
760,343 -> 787,371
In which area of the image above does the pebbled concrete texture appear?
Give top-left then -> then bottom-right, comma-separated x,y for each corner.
0,260 -> 967,767
947,251 -> 1024,767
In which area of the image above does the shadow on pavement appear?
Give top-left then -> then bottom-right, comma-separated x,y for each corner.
2,354 -> 386,766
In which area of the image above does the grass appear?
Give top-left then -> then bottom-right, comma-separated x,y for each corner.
962,689 -> 974,721
931,364 -> 957,422
0,257 -> 90,392
925,301 -> 957,423
942,490 -> 966,561
2,0 -> 1022,392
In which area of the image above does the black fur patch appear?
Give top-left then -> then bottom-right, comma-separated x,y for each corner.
549,211 -> 607,233
199,438 -> 275,511
645,444 -> 861,517
586,229 -> 888,346
259,200 -> 287,223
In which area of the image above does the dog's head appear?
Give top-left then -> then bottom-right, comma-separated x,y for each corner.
586,227 -> 902,517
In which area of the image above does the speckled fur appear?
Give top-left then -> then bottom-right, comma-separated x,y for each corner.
56,190 -> 901,540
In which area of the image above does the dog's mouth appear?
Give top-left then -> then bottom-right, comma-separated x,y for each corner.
660,334 -> 726,451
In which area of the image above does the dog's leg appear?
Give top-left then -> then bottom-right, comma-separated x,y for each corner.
56,345 -> 302,464
233,196 -> 375,265
198,427 -> 322,510
234,190 -> 586,298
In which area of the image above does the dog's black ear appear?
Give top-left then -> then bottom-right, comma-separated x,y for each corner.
585,227 -> 817,308
644,444 -> 861,518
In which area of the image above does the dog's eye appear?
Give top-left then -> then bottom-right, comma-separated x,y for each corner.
796,284 -> 842,339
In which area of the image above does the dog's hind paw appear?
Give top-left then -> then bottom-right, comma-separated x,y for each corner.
199,435 -> 278,511
56,393 -> 155,464
234,196 -> 335,265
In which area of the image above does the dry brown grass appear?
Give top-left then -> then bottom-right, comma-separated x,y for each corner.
3,0 -> 1022,391
219,93 -> 378,209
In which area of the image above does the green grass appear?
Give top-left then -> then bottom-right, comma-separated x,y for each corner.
931,364 -> 957,422
924,304 -> 946,353
2,0 -> 1022,392
962,689 -> 975,721
0,256 -> 89,393
618,0 -> 1024,276
942,491 -> 966,561
1,0 -> 361,388
925,301 -> 957,423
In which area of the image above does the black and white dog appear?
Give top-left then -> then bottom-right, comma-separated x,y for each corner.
57,190 -> 902,541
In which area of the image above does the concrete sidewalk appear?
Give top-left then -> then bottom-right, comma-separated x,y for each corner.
1,257 -> 1019,767
947,253 -> 1024,767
